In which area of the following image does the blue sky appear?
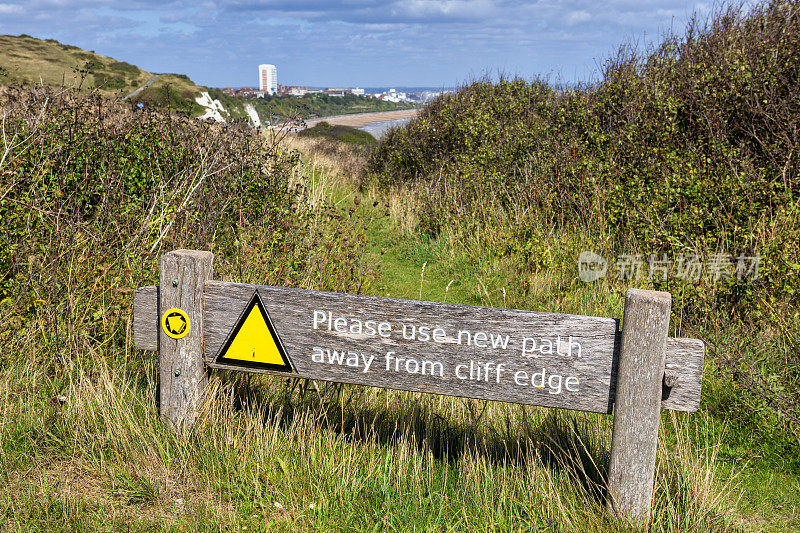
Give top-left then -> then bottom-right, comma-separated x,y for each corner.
0,1 -> 714,88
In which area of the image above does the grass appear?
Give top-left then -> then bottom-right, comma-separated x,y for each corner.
298,122 -> 377,147
0,34 -> 154,96
0,34 -> 213,117
0,111 -> 780,531
248,93 -> 417,123
0,346 -> 739,531
359,5 -> 800,530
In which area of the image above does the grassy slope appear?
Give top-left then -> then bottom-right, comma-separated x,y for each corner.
0,34 -> 155,96
298,122 -> 378,147
0,34 -> 414,123
248,93 -> 418,122
0,34 -> 210,113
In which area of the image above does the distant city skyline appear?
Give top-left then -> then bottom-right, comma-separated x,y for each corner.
0,1 -> 733,88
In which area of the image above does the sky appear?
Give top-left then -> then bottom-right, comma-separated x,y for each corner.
0,0 -> 717,89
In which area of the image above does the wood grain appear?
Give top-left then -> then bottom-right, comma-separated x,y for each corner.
607,289 -> 671,524
158,250 -> 213,432
133,285 -> 158,351
133,282 -> 705,412
663,337 -> 704,411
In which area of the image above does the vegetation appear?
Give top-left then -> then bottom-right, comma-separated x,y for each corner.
246,92 -> 417,122
0,34 -> 155,96
0,80 -> 750,531
0,34 -> 414,125
1,1 -> 799,530
0,34 -> 218,119
130,81 -> 206,117
298,121 -> 378,146
367,0 -> 800,460
0,84 -> 385,529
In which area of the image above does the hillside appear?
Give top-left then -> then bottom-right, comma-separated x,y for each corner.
0,34 -> 248,120
0,34 -> 158,96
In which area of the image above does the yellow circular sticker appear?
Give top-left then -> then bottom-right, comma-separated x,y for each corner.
162,308 -> 190,339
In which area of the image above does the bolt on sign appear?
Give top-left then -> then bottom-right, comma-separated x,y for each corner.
134,250 -> 704,525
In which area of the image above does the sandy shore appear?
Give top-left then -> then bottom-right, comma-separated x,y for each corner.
304,108 -> 420,128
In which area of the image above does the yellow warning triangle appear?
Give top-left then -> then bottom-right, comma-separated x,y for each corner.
215,292 -> 293,372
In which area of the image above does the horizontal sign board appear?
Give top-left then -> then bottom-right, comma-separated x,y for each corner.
206,281 -> 619,413
134,283 -> 704,413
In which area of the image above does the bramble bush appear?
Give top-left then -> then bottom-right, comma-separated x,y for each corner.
368,0 -> 799,316
0,85 -> 372,375
367,0 -> 800,434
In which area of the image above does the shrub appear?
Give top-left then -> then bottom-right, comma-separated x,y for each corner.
366,0 -> 800,427
367,0 -> 800,315
108,60 -> 140,76
131,85 -> 203,116
92,73 -> 127,91
0,85 -> 301,340
298,121 -> 377,146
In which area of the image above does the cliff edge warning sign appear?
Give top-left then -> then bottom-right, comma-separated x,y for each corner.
215,292 -> 293,372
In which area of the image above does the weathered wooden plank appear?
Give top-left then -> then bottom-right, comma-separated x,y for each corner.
203,281 -> 614,414
133,285 -> 158,351
159,250 -> 214,432
607,289 -> 671,524
663,337 -> 704,411
133,282 -> 705,411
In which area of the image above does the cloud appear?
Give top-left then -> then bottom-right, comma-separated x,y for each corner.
220,0 -> 496,23
566,10 -> 590,25
396,0 -> 494,19
0,3 -> 25,14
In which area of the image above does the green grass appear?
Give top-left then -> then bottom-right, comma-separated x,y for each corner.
0,346 -> 740,531
298,122 -> 377,147
358,3 -> 800,529
248,93 -> 417,122
0,34 -> 211,115
0,34 -> 154,95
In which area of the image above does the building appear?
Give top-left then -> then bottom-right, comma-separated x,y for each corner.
258,64 -> 277,95
351,87 -> 365,96
324,87 -> 349,97
279,85 -> 309,97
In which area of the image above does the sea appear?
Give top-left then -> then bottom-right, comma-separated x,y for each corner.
360,86 -> 455,94
357,117 -> 415,139
305,86 -> 455,94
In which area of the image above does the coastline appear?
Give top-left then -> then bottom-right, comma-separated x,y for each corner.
303,108 -> 420,128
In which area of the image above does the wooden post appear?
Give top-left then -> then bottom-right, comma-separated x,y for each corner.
159,249 -> 213,432
607,288 -> 671,524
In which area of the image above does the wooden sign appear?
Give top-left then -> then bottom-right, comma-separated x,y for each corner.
133,250 -> 705,525
137,282 -> 702,413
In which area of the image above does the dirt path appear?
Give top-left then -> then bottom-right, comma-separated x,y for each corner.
123,75 -> 160,100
